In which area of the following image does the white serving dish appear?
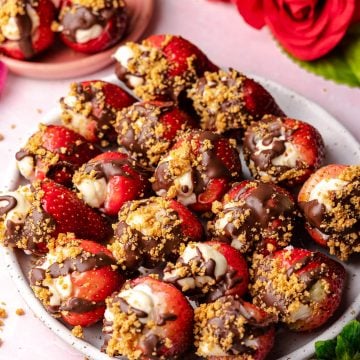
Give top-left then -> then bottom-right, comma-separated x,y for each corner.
1,75 -> 360,360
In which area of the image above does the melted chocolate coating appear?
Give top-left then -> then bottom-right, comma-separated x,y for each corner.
0,195 -> 17,215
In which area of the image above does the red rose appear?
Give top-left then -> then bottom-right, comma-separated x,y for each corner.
235,0 -> 356,61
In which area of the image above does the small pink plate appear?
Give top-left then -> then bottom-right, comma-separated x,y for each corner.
0,0 -> 154,79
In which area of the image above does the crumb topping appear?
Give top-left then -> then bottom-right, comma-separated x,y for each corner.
188,69 -> 250,134
72,325 -> 84,338
71,0 -> 125,11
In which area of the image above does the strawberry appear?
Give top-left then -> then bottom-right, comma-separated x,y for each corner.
251,247 -> 346,331
243,115 -> 325,186
0,0 -> 56,60
298,164 -> 360,260
163,240 -> 249,302
152,130 -> 242,213
209,180 -> 299,256
115,100 -> 198,167
194,296 -> 275,360
58,0 -> 128,53
103,276 -> 194,359
114,34 -> 218,101
73,151 -> 151,216
188,68 -> 284,138
16,124 -> 100,187
61,80 -> 136,146
109,197 -> 203,271
29,238 -> 124,327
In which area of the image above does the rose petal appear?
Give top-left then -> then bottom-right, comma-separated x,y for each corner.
234,0 -> 266,29
265,0 -> 356,60
0,61 -> 8,94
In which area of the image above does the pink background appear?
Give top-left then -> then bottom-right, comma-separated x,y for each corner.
0,1 -> 359,359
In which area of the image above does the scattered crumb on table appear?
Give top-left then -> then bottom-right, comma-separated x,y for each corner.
37,108 -> 43,114
72,325 -> 84,339
0,133 -> 4,141
15,308 -> 25,316
10,124 -> 16,129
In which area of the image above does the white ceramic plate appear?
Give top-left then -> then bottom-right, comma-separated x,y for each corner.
2,74 -> 360,360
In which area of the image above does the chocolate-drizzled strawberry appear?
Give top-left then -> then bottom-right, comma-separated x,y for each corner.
298,164 -> 360,260
57,0 -> 128,53
1,180 -> 112,254
163,241 -> 249,302
194,296 -> 275,360
243,115 -> 325,186
115,100 -> 198,167
30,238 -> 123,327
108,197 -> 203,271
61,80 -> 136,146
114,34 -> 219,101
209,180 -> 299,256
73,151 -> 151,216
16,124 -> 100,187
251,247 -> 346,331
0,0 -> 55,60
188,69 -> 284,139
103,276 -> 193,359
153,130 -> 242,212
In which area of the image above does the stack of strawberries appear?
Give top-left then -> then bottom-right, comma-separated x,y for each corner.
1,34 -> 359,360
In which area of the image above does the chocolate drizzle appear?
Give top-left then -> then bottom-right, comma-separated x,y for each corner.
15,149 -> 31,161
60,297 -> 104,313
0,195 -> 17,215
299,199 -> 325,229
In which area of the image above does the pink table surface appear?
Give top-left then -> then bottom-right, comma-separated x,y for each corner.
0,1 -> 359,359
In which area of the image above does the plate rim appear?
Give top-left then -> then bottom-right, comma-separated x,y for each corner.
1,75 -> 360,360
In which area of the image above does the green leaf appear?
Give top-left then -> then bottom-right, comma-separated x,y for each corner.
282,26 -> 360,87
315,338 -> 337,359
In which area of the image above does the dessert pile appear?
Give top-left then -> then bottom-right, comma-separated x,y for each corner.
0,0 -> 129,59
1,34 -> 359,360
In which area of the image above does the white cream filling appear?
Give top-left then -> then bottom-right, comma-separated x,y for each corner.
17,156 -> 35,180
42,275 -> 73,307
1,5 -> 39,41
198,342 -> 227,357
75,24 -> 103,44
309,178 -> 348,211
76,177 -> 107,208
310,280 -> 327,302
118,284 -> 162,324
289,303 -> 311,323
174,171 -> 197,206
0,185 -> 32,225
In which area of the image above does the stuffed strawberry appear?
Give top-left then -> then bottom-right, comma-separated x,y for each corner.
113,34 -> 219,101
298,164 -> 360,260
73,151 -> 150,216
188,69 -> 284,138
57,0 -> 128,53
194,295 -> 275,360
103,276 -> 193,359
243,115 -> 325,186
115,100 -> 198,167
163,241 -> 249,302
61,80 -> 136,146
152,130 -> 242,212
251,247 -> 346,331
0,180 -> 112,254
16,124 -> 100,187
208,180 -> 299,256
0,0 -> 55,59
108,196 -> 203,271
29,237 -> 123,327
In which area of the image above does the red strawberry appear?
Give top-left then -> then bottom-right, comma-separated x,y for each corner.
188,69 -> 284,137
29,238 -> 124,327
298,164 -> 360,260
209,180 -> 299,256
243,115 -> 325,186
152,130 -> 242,213
103,276 -> 194,359
73,151 -> 150,216
109,197 -> 203,271
251,247 -> 346,331
16,124 -> 100,186
115,100 -> 198,167
163,241 -> 249,302
61,81 -> 136,146
114,34 -> 218,101
0,0 -> 55,60
58,0 -> 128,53
194,296 -> 275,360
